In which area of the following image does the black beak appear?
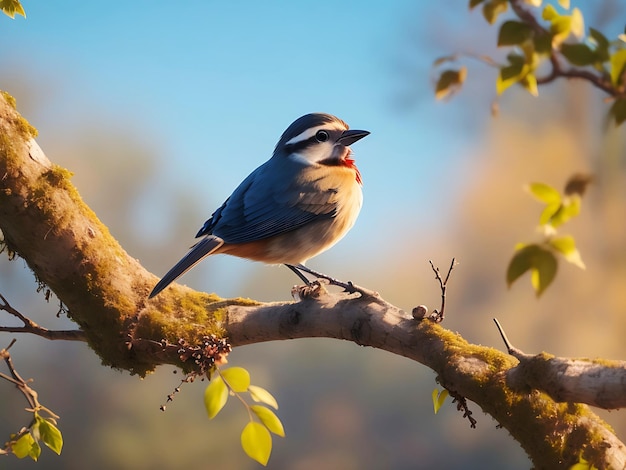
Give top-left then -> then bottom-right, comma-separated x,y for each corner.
337,129 -> 370,146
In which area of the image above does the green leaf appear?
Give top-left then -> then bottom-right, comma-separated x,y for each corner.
251,405 -> 285,437
435,68 -> 467,100
204,376 -> 228,419
609,98 -> 626,126
432,388 -> 449,414
498,21 -> 534,46
526,182 -> 561,204
533,33 -> 553,55
482,0 -> 508,25
36,416 -> 63,455
549,235 -> 586,269
588,28 -> 609,59
560,43 -> 598,66
507,244 -> 533,287
610,49 -> 626,86
249,385 -> 279,410
530,248 -> 557,296
507,244 -> 558,296
221,367 -> 251,393
0,0 -> 26,18
241,422 -> 272,466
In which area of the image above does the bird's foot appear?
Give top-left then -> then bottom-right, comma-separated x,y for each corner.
287,264 -> 382,302
291,280 -> 327,301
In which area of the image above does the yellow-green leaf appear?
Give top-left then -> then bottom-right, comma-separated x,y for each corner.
204,376 -> 228,419
542,4 -> 558,21
432,388 -> 449,414
507,244 -> 557,296
539,202 -> 562,226
241,422 -> 272,466
610,49 -> 626,86
0,0 -> 26,18
550,16 -> 572,47
496,62 -> 526,95
570,454 -> 597,470
12,433 -> 36,460
526,182 -> 561,204
570,8 -> 584,39
435,68 -> 467,100
36,416 -> 63,455
249,385 -> 279,410
521,73 -> 539,97
549,235 -> 585,269
251,405 -> 285,437
221,367 -> 251,393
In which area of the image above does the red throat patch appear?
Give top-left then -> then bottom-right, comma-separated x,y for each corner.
343,155 -> 362,185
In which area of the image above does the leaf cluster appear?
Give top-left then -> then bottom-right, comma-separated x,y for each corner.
506,174 -> 591,296
435,0 -> 626,125
204,366 -> 284,466
5,412 -> 63,461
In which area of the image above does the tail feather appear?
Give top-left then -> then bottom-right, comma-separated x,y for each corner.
149,236 -> 224,298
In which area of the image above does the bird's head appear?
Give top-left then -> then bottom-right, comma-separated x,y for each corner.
274,113 -> 369,182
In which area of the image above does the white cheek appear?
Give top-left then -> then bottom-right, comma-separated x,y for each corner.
290,142 -> 334,165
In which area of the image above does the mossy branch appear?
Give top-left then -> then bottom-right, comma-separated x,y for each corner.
0,93 -> 625,468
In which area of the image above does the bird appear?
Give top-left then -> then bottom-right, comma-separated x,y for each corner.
149,113 -> 369,299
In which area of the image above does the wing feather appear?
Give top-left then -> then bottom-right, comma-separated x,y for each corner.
196,158 -> 338,244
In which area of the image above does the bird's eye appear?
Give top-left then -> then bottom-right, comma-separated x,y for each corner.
315,130 -> 329,142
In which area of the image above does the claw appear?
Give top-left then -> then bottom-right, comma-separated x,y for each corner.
291,280 -> 326,301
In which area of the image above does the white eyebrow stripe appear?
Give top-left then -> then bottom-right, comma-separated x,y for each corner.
285,123 -> 346,146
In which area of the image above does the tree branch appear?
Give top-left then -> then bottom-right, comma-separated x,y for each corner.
495,319 -> 626,409
1,92 -> 625,468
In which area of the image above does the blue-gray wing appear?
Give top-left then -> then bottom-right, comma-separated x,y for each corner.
196,158 -> 337,244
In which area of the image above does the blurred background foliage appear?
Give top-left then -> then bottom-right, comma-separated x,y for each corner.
1,1 -> 625,468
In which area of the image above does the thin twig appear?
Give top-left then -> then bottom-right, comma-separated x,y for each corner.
493,318 -> 526,360
428,258 -> 456,323
0,293 -> 86,342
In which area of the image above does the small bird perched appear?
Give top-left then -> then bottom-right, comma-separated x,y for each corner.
149,113 -> 369,298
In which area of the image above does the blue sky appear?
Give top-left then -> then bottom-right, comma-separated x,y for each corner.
1,1 -> 477,293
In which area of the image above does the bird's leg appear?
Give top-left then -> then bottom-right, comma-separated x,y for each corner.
291,264 -> 358,294
285,264 -> 313,285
